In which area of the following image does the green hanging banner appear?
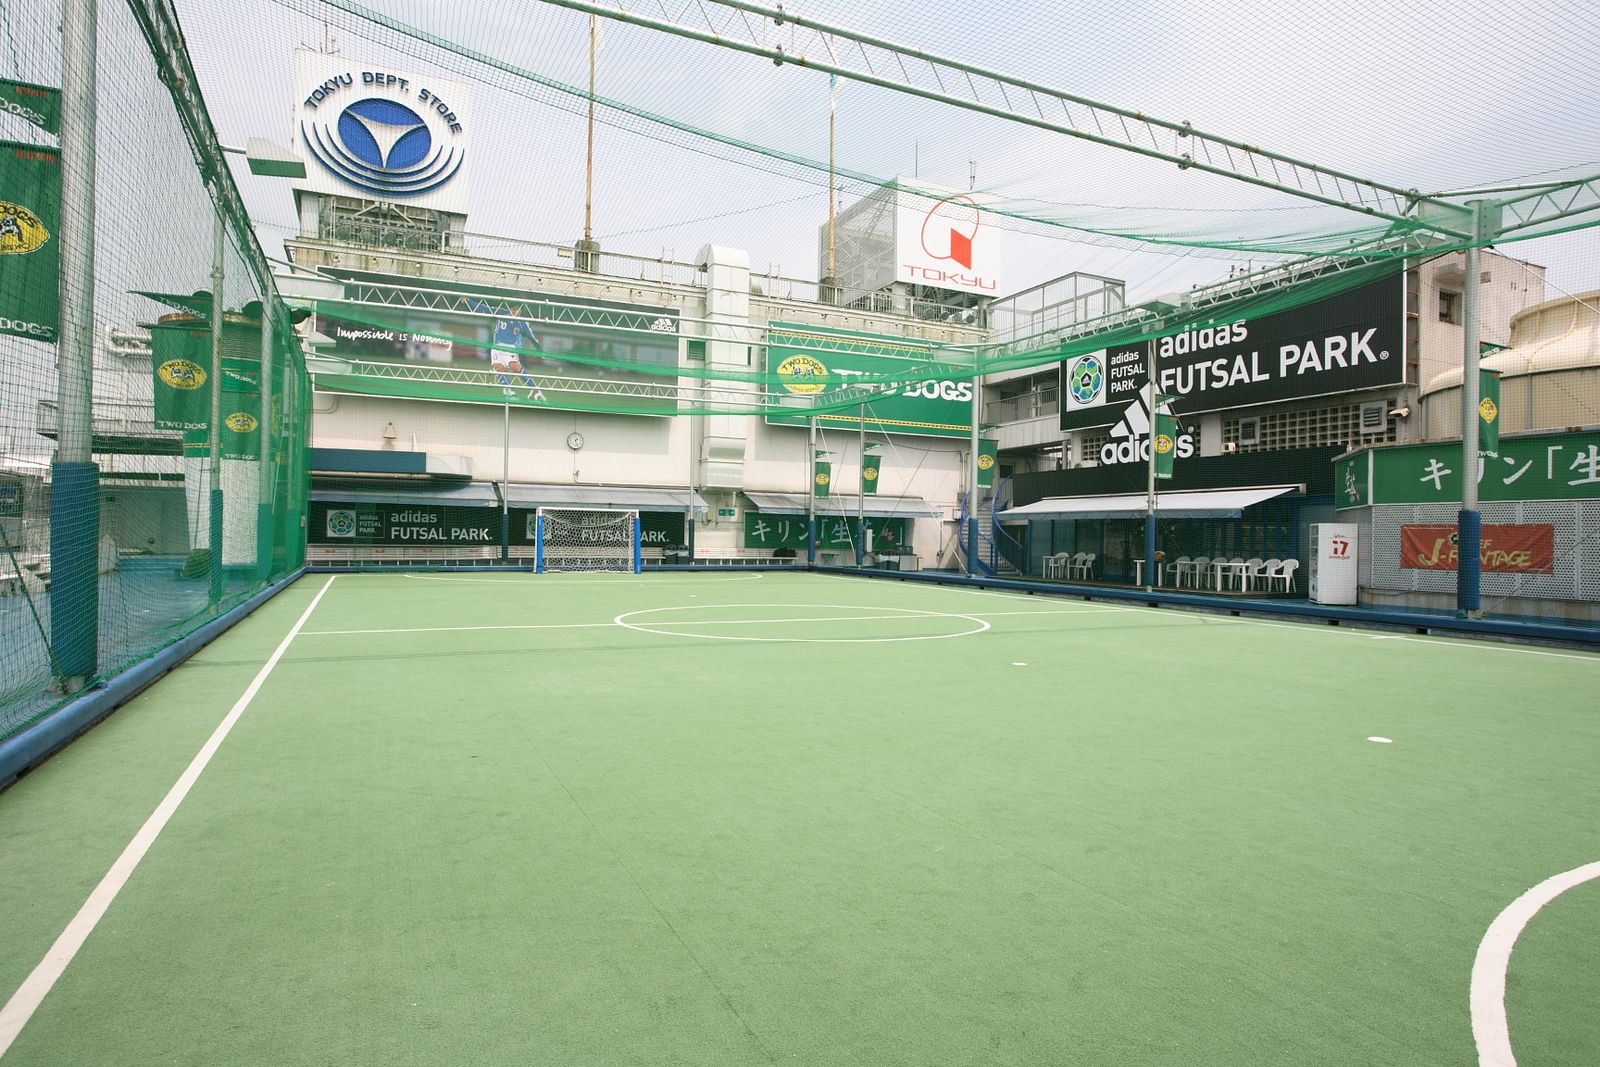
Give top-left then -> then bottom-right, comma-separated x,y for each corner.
152,327 -> 213,432
0,79 -> 61,136
1478,369 -> 1502,459
862,445 -> 881,496
1153,411 -> 1179,480
813,456 -> 832,499
0,139 -> 61,342
221,361 -> 262,461
976,439 -> 998,488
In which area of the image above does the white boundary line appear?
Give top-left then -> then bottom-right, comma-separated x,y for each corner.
0,575 -> 338,1061
398,573 -> 766,585
299,606 -> 1135,637
1470,860 -> 1600,1067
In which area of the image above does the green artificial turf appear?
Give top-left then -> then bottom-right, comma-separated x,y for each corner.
1,572 -> 1595,1065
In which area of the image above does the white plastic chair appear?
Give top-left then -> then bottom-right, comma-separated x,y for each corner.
1223,556 -> 1246,591
1072,553 -> 1096,580
1257,558 -> 1283,591
1044,552 -> 1070,579
1273,559 -> 1300,593
1164,555 -> 1191,587
1190,556 -> 1211,589
1242,557 -> 1265,592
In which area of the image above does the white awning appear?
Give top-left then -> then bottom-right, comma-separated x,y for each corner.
501,483 -> 708,513
744,492 -> 945,519
999,485 -> 1301,520
311,484 -> 499,508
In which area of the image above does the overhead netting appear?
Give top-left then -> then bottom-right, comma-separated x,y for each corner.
165,0 -> 1600,417
0,0 -> 310,743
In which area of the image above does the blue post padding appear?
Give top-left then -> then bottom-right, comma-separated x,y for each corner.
1145,515 -> 1158,585
209,487 -> 225,605
256,502 -> 274,581
501,509 -> 511,562
807,517 -> 816,564
535,515 -> 545,573
634,515 -> 643,573
48,461 -> 100,680
856,518 -> 865,567
1457,509 -> 1482,613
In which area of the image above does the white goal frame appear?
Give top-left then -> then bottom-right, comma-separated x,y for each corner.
534,508 -> 641,573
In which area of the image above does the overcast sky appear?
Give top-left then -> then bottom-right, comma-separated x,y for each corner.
173,0 -> 1600,306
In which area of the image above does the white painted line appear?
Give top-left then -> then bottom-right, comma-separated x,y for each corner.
300,606 -> 1130,637
303,621 -> 619,636
399,573 -> 764,585
1012,662 -> 1027,666
0,575 -> 339,1061
1470,860 -> 1600,1066
1367,736 -> 1393,744
615,604 -> 991,644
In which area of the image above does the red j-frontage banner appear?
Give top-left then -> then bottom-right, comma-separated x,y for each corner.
1400,524 -> 1555,573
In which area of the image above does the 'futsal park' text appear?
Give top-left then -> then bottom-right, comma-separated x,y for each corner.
1154,327 -> 1387,396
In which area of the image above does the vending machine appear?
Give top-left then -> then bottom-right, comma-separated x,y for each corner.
1308,523 -> 1358,605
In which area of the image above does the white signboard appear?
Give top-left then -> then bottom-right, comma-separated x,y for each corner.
294,49 -> 473,215
894,185 -> 1002,296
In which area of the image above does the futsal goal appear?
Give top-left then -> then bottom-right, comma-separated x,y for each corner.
535,508 -> 642,573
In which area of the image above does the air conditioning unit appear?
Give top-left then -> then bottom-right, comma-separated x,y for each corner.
1359,401 -> 1388,434
1237,416 -> 1260,447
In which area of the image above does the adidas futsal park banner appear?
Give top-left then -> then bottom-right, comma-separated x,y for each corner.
1060,273 -> 1404,431
765,323 -> 974,439
0,140 -> 60,342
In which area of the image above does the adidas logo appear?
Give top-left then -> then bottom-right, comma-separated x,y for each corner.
1100,385 -> 1195,466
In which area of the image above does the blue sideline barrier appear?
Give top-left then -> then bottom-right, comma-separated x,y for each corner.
0,567 -> 309,790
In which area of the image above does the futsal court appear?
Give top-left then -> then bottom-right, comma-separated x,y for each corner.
1,570 -> 1595,1066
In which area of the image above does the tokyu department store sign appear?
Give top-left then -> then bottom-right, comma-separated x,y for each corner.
1061,273 -> 1405,430
765,323 -> 974,439
294,49 -> 472,215
1335,430 -> 1600,508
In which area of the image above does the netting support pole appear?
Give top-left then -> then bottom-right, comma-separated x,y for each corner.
967,386 -> 980,577
501,403 -> 511,562
256,312 -> 274,581
49,0 -> 101,690
1144,358 -> 1158,594
1457,201 -> 1488,617
534,513 -> 545,573
633,514 -> 643,573
856,405 -> 866,567
208,208 -> 226,607
806,416 -> 817,565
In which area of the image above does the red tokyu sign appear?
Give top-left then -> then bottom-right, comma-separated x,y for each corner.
1400,524 -> 1555,573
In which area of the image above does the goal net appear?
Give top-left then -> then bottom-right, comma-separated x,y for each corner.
536,508 -> 641,573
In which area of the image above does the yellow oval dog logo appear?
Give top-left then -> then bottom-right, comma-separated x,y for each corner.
0,201 -> 49,255
225,412 -> 258,433
777,354 -> 829,395
158,359 -> 207,390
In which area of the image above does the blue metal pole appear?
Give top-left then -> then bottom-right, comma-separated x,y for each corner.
633,514 -> 643,573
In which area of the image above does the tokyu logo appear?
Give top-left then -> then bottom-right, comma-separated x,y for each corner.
0,200 -> 50,255
225,412 -> 259,433
777,354 -> 829,394
158,359 -> 207,390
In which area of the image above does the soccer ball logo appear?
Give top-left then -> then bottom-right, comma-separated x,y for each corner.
1068,354 -> 1103,405
326,509 -> 357,538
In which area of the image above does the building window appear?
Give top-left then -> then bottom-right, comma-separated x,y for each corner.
1222,399 -> 1397,452
1439,291 -> 1461,324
